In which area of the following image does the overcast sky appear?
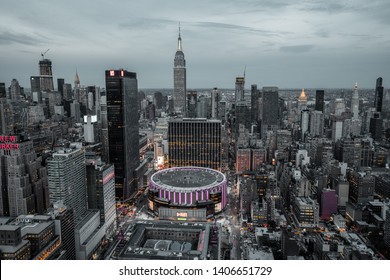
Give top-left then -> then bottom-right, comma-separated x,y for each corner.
1,0 -> 390,90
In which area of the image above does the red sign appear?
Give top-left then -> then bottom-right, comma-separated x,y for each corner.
0,135 -> 19,150
109,70 -> 115,77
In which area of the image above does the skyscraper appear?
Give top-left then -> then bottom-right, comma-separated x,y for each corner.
187,90 -> 197,118
369,112 -> 383,142
300,109 -> 310,141
309,110 -> 324,137
261,87 -> 279,138
49,201 -> 76,260
168,118 -> 222,171
0,139 -> 36,216
235,76 -> 245,102
47,147 -> 87,222
211,87 -> 220,119
9,79 -> 21,101
173,26 -> 186,114
39,59 -> 54,92
105,69 -> 139,201
251,84 -> 259,123
297,88 -> 307,115
30,76 -> 41,93
86,156 -> 116,234
315,90 -> 324,113
374,77 -> 384,112
351,82 -> 359,119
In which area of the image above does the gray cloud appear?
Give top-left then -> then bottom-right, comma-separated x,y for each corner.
280,45 -> 315,53
119,18 -> 177,30
192,21 -> 294,38
0,31 -> 48,45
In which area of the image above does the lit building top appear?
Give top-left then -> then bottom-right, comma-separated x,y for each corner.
298,88 -> 307,102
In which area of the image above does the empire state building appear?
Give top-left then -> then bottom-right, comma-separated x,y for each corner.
173,26 -> 186,114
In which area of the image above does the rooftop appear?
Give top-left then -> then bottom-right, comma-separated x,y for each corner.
115,220 -> 211,260
152,167 -> 225,190
21,222 -> 53,236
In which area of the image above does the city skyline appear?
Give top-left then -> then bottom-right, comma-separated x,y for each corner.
1,0 -> 390,89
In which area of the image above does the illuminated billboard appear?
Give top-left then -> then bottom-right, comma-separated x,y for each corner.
0,135 -> 19,150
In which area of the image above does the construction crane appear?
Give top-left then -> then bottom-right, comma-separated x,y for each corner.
41,49 -> 50,60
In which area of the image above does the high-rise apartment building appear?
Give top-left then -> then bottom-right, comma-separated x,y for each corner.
105,69 -> 139,201
47,147 -> 87,222
168,118 -> 222,171
173,27 -> 186,114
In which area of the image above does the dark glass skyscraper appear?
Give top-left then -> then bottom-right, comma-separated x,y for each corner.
251,84 -> 259,123
261,87 -> 279,137
105,69 -> 139,201
173,27 -> 186,114
374,77 -> 384,112
315,90 -> 324,113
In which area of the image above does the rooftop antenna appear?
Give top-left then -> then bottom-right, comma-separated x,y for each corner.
243,65 -> 246,79
41,49 -> 50,60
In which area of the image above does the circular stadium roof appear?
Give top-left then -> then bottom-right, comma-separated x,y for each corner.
151,167 -> 226,191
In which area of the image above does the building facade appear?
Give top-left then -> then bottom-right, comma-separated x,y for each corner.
105,69 -> 139,201
168,118 -> 222,171
47,147 -> 87,222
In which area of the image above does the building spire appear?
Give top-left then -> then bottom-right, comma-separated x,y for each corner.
177,22 -> 182,51
74,69 -> 80,88
299,88 -> 307,102
354,81 -> 358,93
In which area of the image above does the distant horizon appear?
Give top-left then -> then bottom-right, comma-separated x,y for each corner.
14,86 -> 384,93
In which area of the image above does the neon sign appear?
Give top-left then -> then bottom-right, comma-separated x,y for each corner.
0,135 -> 19,150
176,212 -> 188,218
